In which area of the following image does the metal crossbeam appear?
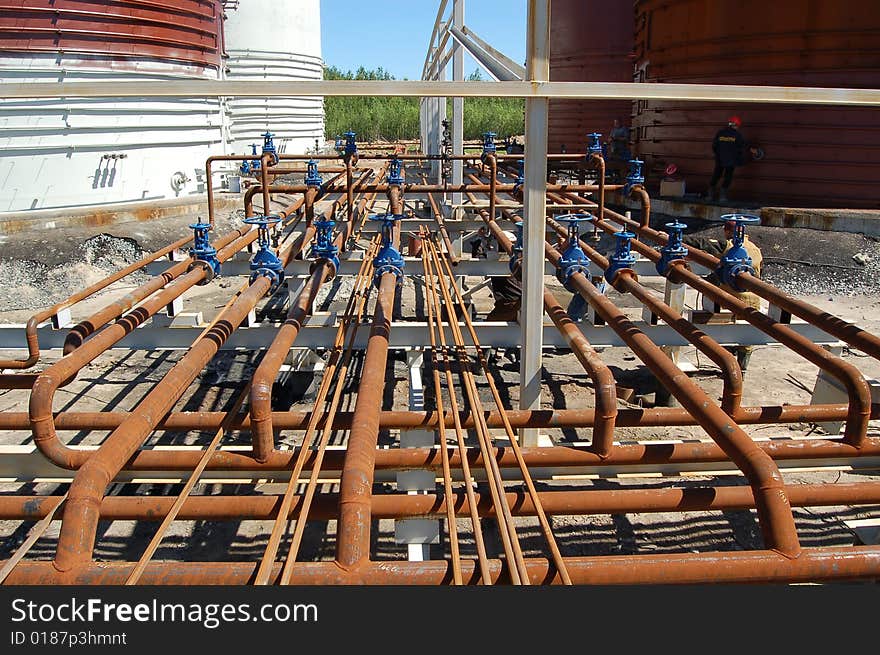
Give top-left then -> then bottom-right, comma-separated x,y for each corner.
0,321 -> 843,351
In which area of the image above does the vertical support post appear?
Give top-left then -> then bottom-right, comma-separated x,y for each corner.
451,0 -> 464,218
519,0 -> 550,446
395,349 -> 439,561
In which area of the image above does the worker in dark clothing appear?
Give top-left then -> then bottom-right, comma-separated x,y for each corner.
706,116 -> 747,203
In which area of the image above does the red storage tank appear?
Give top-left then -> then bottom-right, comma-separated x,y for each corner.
0,0 -> 222,70
548,0 -> 634,154
632,0 -> 880,208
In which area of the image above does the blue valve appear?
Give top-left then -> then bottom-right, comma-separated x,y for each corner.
261,131 -> 278,165
605,230 -> 637,285
513,159 -> 524,194
310,218 -> 339,278
656,221 -> 689,276
335,135 -> 345,154
624,158 -> 645,195
387,157 -> 404,186
586,132 -> 603,158
716,213 -> 760,291
188,222 -> 220,283
481,131 -> 497,159
240,143 -> 261,175
243,215 -> 284,291
305,159 -> 322,188
369,213 -> 405,287
555,213 -> 593,291
344,131 -> 358,157
509,219 -> 524,274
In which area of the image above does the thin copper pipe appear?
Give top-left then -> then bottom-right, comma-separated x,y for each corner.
277,241 -> 382,585
420,172 -> 459,265
428,235 -> 572,584
426,237 -> 528,584
125,354 -> 253,585
420,229 -> 463,585
466,174 -> 618,456
421,230 -> 491,584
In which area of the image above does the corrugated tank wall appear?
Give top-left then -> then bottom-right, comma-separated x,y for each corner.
548,0 -> 634,154
632,0 -> 880,208
0,0 -> 224,212
222,0 -> 324,156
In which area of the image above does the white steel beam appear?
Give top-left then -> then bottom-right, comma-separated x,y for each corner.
7,80 -> 880,105
460,25 -> 526,80
451,0 -> 464,216
519,0 -> 551,446
0,322 -> 843,352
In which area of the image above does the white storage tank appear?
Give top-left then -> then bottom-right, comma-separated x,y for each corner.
0,0 -> 226,212
222,0 -> 325,157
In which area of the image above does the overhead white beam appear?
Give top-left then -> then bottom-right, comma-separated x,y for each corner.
5,80 -> 880,104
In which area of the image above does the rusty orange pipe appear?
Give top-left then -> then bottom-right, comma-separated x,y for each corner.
53,233 -> 298,571
6,548 -> 880,585
549,245 -> 800,558
6,481 -> 880,522
336,271 -> 397,570
28,229 -> 265,472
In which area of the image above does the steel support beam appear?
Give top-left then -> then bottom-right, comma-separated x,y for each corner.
519,0 -> 551,446
451,0 -> 464,217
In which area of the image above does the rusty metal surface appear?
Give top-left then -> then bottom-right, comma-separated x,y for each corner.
548,0 -> 634,153
0,0 -> 222,69
2,153 -> 880,584
632,0 -> 880,207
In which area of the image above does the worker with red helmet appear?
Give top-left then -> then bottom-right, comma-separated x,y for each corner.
706,115 -> 747,203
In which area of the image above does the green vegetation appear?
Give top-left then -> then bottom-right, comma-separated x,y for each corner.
323,66 -> 524,142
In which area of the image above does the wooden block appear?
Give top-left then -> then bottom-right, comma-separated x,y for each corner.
687,309 -> 735,325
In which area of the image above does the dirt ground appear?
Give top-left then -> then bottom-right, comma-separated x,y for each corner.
1,187 -> 879,572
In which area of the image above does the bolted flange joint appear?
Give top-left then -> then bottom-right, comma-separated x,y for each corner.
261,131 -> 278,166
387,157 -> 404,186
305,159 -> 322,188
555,213 -> 594,291
624,158 -> 645,196
586,132 -> 603,158
369,213 -> 405,287
240,143 -> 261,176
310,218 -> 339,279
344,131 -> 358,156
481,131 -> 497,162
716,213 -> 759,291
244,215 -> 284,292
605,230 -> 637,285
187,222 -> 220,284
657,221 -> 689,276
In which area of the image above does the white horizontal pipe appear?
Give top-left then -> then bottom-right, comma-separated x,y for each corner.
4,80 -> 880,105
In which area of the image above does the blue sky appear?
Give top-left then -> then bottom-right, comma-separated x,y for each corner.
320,1 -> 527,80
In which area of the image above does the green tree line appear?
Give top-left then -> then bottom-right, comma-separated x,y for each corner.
323,66 -> 524,142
